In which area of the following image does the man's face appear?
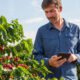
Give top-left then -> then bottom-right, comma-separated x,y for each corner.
44,4 -> 62,24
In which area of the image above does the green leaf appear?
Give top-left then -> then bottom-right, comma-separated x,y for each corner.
0,16 -> 7,25
59,77 -> 64,80
51,77 -> 58,80
41,59 -> 45,66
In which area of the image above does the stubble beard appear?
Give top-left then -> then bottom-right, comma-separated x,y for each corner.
48,16 -> 59,24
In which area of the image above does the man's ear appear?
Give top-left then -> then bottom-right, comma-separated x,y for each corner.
59,6 -> 62,12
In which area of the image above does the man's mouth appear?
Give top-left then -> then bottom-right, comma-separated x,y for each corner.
48,16 -> 56,20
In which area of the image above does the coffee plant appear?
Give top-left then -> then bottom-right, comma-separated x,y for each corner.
1,16 -> 79,80
0,16 -> 52,80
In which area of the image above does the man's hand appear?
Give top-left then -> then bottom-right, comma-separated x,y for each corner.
49,55 -> 67,68
67,54 -> 77,63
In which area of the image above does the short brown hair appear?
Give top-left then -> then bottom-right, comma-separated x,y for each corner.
41,0 -> 62,9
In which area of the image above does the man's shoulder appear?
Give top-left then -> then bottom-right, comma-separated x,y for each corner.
68,22 -> 79,27
38,22 -> 50,31
66,20 -> 80,29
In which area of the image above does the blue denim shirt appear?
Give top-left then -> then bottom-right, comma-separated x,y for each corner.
33,19 -> 80,80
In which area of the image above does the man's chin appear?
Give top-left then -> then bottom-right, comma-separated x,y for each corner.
49,19 -> 56,23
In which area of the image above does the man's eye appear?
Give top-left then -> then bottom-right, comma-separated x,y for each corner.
51,9 -> 56,12
50,10 -> 53,13
45,11 -> 48,13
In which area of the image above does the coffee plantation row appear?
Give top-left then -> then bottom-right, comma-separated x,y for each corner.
0,16 -> 80,80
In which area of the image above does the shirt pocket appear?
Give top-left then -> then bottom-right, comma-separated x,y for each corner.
64,33 -> 78,47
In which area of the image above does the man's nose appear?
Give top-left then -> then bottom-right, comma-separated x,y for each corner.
47,13 -> 52,17
46,12 -> 53,18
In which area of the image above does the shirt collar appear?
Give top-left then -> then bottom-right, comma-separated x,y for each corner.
48,22 -> 56,30
63,18 -> 70,29
48,18 -> 70,30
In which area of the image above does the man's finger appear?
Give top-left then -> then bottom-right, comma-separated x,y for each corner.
52,55 -> 62,60
58,58 -> 67,66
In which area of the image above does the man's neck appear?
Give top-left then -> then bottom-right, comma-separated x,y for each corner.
52,17 -> 64,31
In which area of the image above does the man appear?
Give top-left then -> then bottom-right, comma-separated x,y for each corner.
33,0 -> 80,80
